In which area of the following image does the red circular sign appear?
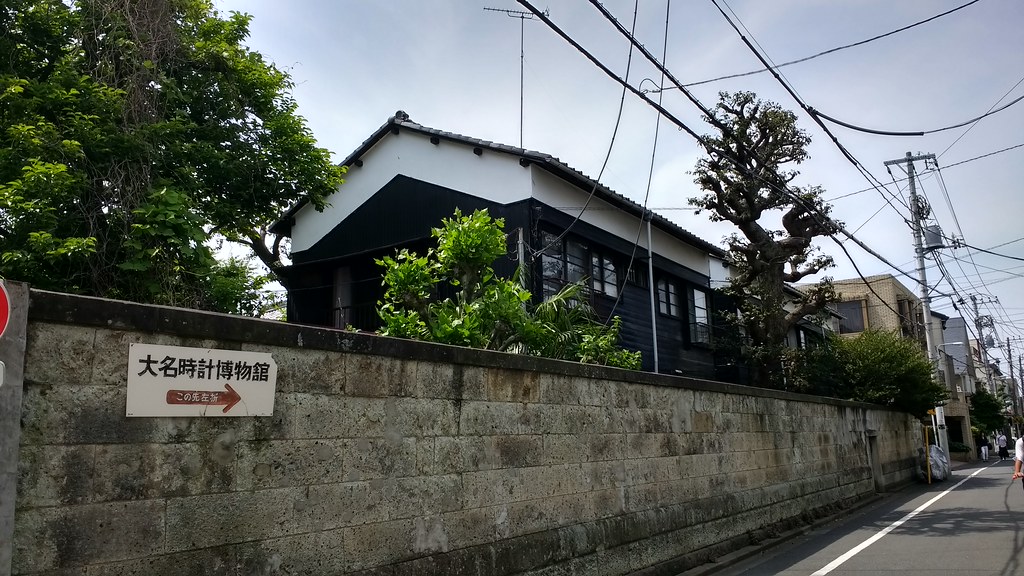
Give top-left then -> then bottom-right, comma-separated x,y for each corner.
0,282 -> 9,340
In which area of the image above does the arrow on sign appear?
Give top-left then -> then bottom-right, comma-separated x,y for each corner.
165,383 -> 241,413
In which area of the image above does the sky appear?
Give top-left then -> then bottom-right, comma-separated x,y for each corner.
215,0 -> 1024,369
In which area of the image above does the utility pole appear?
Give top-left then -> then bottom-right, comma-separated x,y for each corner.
1008,338 -> 1023,436
884,152 -> 947,459
484,7 -> 547,148
970,294 -> 997,394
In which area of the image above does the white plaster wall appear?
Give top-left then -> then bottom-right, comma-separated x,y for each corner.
290,131 -> 533,252
530,168 -> 711,277
710,256 -> 732,290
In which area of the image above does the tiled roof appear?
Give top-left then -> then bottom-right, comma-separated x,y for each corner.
272,111 -> 726,258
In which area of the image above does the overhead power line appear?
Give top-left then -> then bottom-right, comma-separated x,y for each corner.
825,141 -> 1024,202
531,0 -> 639,258
653,0 -> 984,90
520,0 -> 935,300
959,242 -> 1024,263
812,91 -> 1024,137
939,75 -> 1024,158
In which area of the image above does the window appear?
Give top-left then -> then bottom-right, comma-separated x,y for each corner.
838,300 -> 866,334
540,231 -> 619,299
625,262 -> 649,288
591,253 -> 618,297
657,278 -> 680,316
689,287 -> 711,344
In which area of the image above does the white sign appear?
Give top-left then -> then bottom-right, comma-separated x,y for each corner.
127,343 -> 277,417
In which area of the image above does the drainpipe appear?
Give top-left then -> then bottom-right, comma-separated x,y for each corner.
646,211 -> 659,374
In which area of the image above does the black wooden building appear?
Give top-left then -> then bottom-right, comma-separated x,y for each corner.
272,112 -> 762,379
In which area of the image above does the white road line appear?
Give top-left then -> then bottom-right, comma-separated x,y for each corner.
810,467 -> 986,575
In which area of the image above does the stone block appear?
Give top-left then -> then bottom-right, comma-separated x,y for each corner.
13,501 -> 165,573
625,433 -> 682,459
342,518 -> 422,571
88,330 -> 196,388
493,435 -> 543,469
290,393 -> 386,439
17,445 -> 95,508
85,547 -> 236,576
25,323 -> 97,387
520,404 -> 570,434
302,481 -> 388,528
462,464 -> 589,509
381,475 -> 464,520
416,437 -> 435,476
235,439 -> 346,490
461,469 -> 524,508
345,355 -> 416,398
577,379 -> 617,407
486,369 -> 539,403
387,398 -> 458,437
537,373 -> 577,405
341,437 -> 417,482
19,384 -> 158,446
691,411 -> 715,434
165,488 -> 308,552
236,529 -> 349,575
585,460 -> 628,491
588,434 -> 626,462
458,401 -> 523,436
434,436 -> 484,474
91,442 -> 233,501
623,483 -> 660,512
491,529 -> 561,574
438,506 -> 496,549
239,344 -> 344,394
542,435 -> 587,465
415,362 -> 457,399
501,492 -> 595,541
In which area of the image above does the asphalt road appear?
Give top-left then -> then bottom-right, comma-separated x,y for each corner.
714,459 -> 1024,576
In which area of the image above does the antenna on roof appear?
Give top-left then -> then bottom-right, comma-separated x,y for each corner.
483,6 -> 548,149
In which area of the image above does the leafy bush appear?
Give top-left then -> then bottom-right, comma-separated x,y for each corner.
377,209 -> 640,369
791,330 -> 948,417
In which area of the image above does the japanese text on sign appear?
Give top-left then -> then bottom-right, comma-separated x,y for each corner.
136,354 -> 272,382
127,343 -> 276,417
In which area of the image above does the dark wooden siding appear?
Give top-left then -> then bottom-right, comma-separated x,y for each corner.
284,181 -> 725,381
286,177 -> 530,329
526,201 -> 718,379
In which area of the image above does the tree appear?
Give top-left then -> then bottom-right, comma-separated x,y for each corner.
792,330 -> 949,417
691,91 -> 839,387
376,209 -> 641,370
969,387 -> 1007,436
0,0 -> 343,311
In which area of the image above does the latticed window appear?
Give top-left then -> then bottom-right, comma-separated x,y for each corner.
657,278 -> 680,317
689,287 -> 710,344
540,231 -> 619,299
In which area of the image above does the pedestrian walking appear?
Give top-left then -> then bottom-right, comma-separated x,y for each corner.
997,432 -> 1009,461
1013,435 -> 1023,483
979,436 -> 990,462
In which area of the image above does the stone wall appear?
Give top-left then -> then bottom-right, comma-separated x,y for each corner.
7,289 -> 923,576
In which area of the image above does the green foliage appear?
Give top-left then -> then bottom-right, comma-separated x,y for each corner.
791,330 -> 948,417
948,441 -> 971,454
205,257 -> 274,317
0,0 -> 343,312
376,209 -> 640,370
969,386 -> 1007,435
690,91 -> 840,388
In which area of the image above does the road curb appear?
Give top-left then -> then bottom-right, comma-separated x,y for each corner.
674,493 -> 885,576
